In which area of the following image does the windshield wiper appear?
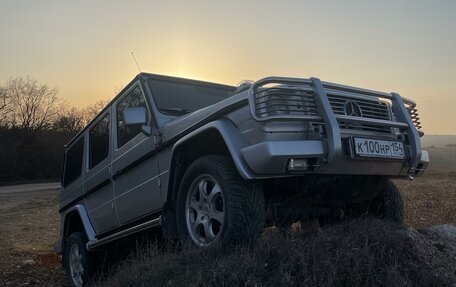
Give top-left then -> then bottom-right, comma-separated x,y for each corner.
159,107 -> 192,116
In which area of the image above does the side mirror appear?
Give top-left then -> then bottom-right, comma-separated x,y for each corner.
124,107 -> 147,125
123,107 -> 152,136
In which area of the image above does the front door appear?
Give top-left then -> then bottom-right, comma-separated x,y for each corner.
111,84 -> 163,225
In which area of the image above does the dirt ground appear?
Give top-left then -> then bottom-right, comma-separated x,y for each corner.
397,168 -> 456,229
0,170 -> 454,286
0,188 -> 65,286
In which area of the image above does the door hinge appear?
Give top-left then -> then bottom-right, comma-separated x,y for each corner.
154,131 -> 163,146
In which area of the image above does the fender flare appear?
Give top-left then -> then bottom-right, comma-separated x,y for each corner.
62,204 -> 97,242
166,118 -> 255,199
161,118 -> 257,239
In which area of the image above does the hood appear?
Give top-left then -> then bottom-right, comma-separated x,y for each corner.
160,91 -> 248,142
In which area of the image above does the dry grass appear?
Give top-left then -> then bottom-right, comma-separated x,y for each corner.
96,169 -> 456,287
0,189 -> 64,286
396,169 -> 456,229
94,142 -> 456,287
97,219 -> 456,287
0,150 -> 454,286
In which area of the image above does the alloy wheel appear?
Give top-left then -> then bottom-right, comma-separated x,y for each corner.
185,175 -> 225,246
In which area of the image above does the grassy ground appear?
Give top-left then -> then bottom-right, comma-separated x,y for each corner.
0,168 -> 454,286
97,219 -> 456,287
97,169 -> 456,287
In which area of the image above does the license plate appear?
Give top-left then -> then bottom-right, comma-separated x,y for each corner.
353,137 -> 405,159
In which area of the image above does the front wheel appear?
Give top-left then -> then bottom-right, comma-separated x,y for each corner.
368,178 -> 404,224
176,155 -> 265,247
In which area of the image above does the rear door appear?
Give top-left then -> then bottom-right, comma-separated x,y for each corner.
83,111 -> 118,234
111,83 -> 162,225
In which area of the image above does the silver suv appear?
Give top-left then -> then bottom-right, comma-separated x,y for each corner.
55,73 -> 429,286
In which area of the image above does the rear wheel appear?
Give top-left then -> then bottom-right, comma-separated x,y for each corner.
63,232 -> 97,287
176,155 -> 265,247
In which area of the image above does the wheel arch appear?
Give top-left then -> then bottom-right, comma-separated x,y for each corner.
62,204 -> 97,244
166,119 -> 253,203
161,119 -> 254,238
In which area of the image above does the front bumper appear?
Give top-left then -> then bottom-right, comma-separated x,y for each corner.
244,76 -> 428,178
241,139 -> 429,177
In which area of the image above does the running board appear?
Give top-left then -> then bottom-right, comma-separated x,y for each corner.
86,217 -> 161,250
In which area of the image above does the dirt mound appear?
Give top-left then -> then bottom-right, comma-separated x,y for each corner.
96,219 -> 456,287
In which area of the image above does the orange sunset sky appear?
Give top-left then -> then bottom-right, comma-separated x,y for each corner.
1,0 -> 455,134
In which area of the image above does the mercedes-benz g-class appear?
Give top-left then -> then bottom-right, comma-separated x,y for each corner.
55,73 -> 429,286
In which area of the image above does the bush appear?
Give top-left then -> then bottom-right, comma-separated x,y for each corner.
0,126 -> 72,184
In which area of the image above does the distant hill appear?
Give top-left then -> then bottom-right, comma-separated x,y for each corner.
421,135 -> 456,169
421,135 -> 456,148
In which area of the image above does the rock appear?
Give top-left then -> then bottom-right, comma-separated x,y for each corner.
22,259 -> 36,266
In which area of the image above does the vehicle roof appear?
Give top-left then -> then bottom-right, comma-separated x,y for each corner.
64,73 -> 236,149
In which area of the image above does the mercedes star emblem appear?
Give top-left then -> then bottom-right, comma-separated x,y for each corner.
344,101 -> 362,117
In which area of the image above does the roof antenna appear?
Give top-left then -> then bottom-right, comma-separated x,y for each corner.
130,51 -> 142,73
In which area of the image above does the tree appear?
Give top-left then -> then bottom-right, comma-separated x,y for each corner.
0,86 -> 12,126
53,107 -> 85,134
83,98 -> 111,125
6,76 -> 60,131
0,76 -> 116,183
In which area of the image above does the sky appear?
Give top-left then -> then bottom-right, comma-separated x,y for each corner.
0,0 -> 455,134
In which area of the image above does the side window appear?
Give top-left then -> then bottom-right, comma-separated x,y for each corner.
117,86 -> 148,147
63,137 -> 84,187
89,113 -> 110,169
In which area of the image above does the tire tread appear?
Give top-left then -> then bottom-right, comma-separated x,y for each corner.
176,155 -> 265,246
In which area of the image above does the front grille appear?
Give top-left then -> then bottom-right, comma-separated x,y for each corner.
327,95 -> 390,120
327,94 -> 392,134
249,77 -> 422,137
254,86 -> 318,119
253,86 -> 393,133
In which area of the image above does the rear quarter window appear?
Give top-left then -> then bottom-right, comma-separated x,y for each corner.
63,137 -> 84,187
89,113 -> 110,168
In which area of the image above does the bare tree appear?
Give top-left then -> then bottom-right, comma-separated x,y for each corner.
0,86 -> 12,125
6,76 -> 61,131
83,98 -> 111,125
53,107 -> 85,134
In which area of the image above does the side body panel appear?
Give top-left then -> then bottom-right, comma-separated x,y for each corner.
111,82 -> 163,226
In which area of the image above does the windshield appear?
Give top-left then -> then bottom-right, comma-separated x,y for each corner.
147,78 -> 235,116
